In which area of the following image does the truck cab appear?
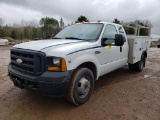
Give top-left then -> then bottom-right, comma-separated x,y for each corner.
8,22 -> 150,105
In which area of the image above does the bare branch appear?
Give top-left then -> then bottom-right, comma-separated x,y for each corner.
0,18 -> 4,27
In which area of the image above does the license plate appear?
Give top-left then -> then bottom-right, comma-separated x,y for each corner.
13,77 -> 24,89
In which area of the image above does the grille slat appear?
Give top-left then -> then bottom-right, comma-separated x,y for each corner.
11,55 -> 34,62
11,60 -> 34,69
10,48 -> 45,76
12,63 -> 34,73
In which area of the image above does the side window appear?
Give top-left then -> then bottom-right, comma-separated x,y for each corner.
117,26 -> 126,42
102,25 -> 117,45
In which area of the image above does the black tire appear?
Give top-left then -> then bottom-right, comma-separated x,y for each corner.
134,54 -> 146,72
157,45 -> 160,48
66,67 -> 94,106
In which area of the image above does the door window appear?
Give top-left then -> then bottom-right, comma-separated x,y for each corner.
117,26 -> 126,42
102,25 -> 117,45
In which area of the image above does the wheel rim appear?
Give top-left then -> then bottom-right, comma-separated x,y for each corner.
77,77 -> 91,98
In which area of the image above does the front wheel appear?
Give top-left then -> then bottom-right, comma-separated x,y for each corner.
66,68 -> 94,106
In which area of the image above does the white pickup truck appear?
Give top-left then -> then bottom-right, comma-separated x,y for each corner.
8,22 -> 151,105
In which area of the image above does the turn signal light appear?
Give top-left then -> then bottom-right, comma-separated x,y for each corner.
61,58 -> 67,71
47,66 -> 60,71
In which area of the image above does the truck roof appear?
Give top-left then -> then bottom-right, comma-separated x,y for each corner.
75,22 -> 122,26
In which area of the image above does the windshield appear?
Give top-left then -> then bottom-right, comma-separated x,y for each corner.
54,23 -> 103,40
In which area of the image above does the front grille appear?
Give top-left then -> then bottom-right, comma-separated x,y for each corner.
10,48 -> 45,76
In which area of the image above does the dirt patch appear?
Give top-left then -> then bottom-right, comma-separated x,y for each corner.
0,46 -> 160,120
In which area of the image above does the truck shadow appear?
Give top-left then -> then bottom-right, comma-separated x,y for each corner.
21,65 -> 138,107
94,65 -> 134,90
5,65 -> 149,119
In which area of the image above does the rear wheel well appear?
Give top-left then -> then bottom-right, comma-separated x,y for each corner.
144,51 -> 147,58
76,62 -> 97,81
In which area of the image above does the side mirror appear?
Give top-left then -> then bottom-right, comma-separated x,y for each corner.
51,34 -> 55,39
101,38 -> 108,47
115,34 -> 124,46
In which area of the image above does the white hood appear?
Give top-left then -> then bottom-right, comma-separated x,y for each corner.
13,39 -> 98,57
13,39 -> 82,51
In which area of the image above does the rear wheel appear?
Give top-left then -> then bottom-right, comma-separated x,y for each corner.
66,68 -> 94,106
134,54 -> 145,72
128,54 -> 146,72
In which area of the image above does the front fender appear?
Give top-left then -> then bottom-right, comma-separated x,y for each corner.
66,53 -> 100,79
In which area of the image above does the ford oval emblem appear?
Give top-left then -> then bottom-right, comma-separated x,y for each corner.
16,59 -> 22,64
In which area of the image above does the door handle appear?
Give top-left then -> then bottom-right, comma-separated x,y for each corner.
95,51 -> 101,54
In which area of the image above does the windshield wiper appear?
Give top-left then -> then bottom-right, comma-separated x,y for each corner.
65,37 -> 84,40
52,37 -> 62,39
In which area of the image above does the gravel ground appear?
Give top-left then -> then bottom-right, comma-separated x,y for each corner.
0,46 -> 160,120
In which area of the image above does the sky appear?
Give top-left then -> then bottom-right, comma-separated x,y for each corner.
0,0 -> 160,35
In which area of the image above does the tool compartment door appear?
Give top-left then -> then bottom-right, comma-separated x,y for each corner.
128,36 -> 150,64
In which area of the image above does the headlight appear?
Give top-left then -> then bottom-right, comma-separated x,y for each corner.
53,58 -> 60,65
46,57 -> 67,72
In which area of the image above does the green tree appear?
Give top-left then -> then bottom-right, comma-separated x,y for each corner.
0,18 -> 5,37
37,27 -> 43,39
124,27 -> 135,35
40,17 -> 59,38
113,19 -> 121,24
23,28 -> 29,39
3,25 -> 11,37
135,20 -> 151,36
20,32 -> 23,40
32,28 -> 38,39
0,28 -> 5,37
76,15 -> 88,22
11,30 -> 17,39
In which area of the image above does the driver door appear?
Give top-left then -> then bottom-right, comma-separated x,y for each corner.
100,24 -> 121,65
